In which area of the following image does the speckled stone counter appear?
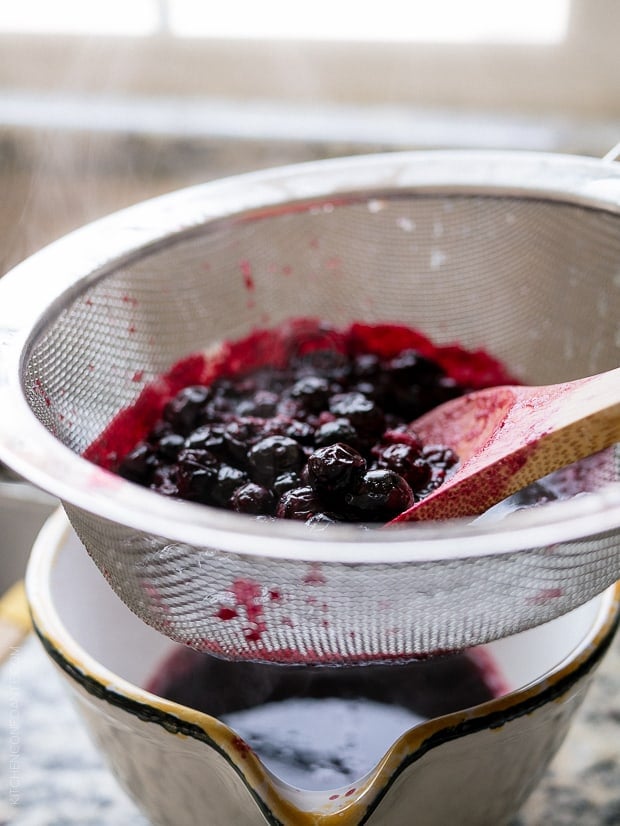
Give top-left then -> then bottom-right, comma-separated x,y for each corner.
1,626 -> 619,826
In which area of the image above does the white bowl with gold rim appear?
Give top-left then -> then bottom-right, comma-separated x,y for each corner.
26,509 -> 620,826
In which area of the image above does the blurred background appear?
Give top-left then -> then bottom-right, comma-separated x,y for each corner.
2,0 -> 620,275
1,0 -> 620,590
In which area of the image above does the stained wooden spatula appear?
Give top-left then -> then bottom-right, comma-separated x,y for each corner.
392,366 -> 620,522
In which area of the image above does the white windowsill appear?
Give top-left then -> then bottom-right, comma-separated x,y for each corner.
0,0 -> 619,119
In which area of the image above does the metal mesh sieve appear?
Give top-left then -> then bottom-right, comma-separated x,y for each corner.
1,151 -> 619,664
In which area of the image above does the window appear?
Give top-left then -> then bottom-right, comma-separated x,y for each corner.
1,0 -> 619,118
0,0 -> 569,43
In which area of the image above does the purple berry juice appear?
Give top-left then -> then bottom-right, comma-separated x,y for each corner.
146,645 -> 504,790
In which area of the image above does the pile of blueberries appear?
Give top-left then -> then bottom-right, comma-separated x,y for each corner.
118,348 -> 460,524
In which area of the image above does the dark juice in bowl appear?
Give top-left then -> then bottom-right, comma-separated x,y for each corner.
146,645 -> 504,791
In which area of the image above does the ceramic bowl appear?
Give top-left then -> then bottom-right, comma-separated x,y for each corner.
26,509 -> 620,826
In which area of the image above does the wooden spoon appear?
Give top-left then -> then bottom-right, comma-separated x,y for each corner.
391,367 -> 620,523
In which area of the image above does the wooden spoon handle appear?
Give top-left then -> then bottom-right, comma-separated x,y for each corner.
531,366 -> 620,435
395,367 -> 620,522
499,367 -> 620,480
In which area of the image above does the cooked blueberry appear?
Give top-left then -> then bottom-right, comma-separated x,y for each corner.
426,467 -> 447,492
185,424 -> 227,456
405,459 -> 432,492
276,486 -> 321,520
230,482 -> 274,515
262,415 -> 312,444
405,377 -> 460,417
162,385 -> 210,434
387,350 -> 444,384
306,512 -> 339,527
150,465 -> 179,497
224,419 -> 262,463
374,443 -> 432,491
420,447 -> 458,494
307,443 -> 367,494
328,392 -> 385,440
177,447 -> 217,466
249,435 -> 306,484
352,381 -> 380,400
380,426 -> 423,451
385,384 -> 424,419
421,445 -> 458,470
118,442 -> 156,484
176,448 -> 218,501
384,352 -> 452,417
352,353 -> 381,378
176,466 -> 217,502
290,376 -> 330,412
230,375 -> 257,396
292,349 -> 350,383
284,419 -> 316,445
315,418 -> 358,448
148,420 -> 174,441
211,464 -> 249,506
203,395 -> 233,420
346,469 -> 414,520
275,396 -> 302,419
434,375 -> 461,403
237,390 -> 279,417
156,433 -> 185,461
273,471 -> 303,496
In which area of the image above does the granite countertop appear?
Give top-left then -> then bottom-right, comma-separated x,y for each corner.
0,624 -> 619,826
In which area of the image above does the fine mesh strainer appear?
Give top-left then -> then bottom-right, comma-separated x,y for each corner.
1,150 -> 619,665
